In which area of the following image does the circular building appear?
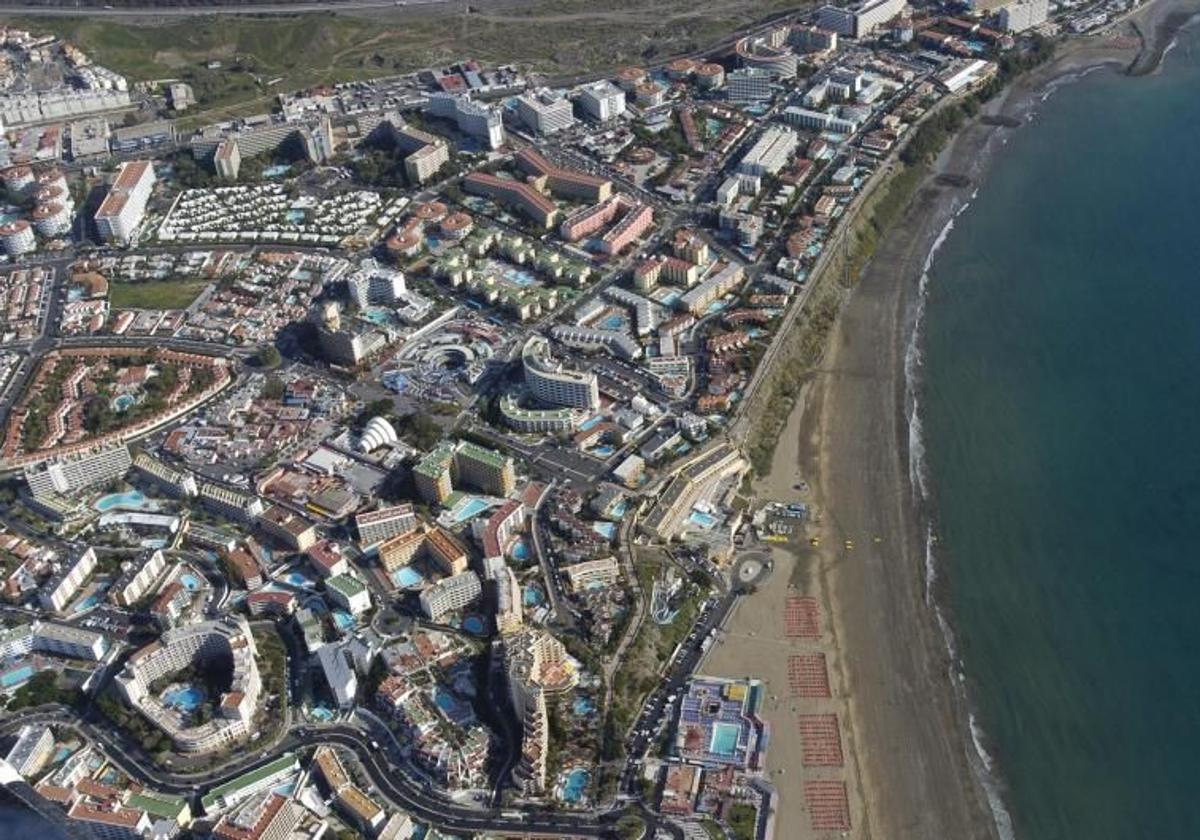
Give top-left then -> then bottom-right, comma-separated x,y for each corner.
635,82 -> 666,108
696,63 -> 726,90
115,617 -> 263,755
1,164 -> 33,192
0,220 -> 35,256
615,66 -> 648,91
359,415 -> 399,452
385,229 -> 423,260
440,211 -> 474,240
666,58 -> 698,80
412,200 -> 449,222
32,202 -> 71,237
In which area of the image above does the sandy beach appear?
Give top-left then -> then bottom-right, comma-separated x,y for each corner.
706,2 -> 1200,837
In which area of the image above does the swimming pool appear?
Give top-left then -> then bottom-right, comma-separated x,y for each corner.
602,314 -> 628,330
180,573 -> 202,591
573,696 -> 596,716
689,510 -> 719,529
592,522 -> 617,541
111,393 -> 136,413
332,610 -> 355,631
710,722 -> 741,756
285,570 -> 315,588
95,490 -> 149,512
609,499 -> 628,518
501,266 -> 537,288
310,705 -> 334,722
263,164 -> 292,178
392,567 -> 424,589
523,586 -> 545,607
1,665 -> 34,689
462,615 -> 485,635
593,445 -> 615,457
560,768 -> 591,804
510,539 -> 531,562
453,497 -> 491,523
163,685 -> 205,713
579,415 -> 604,431
285,209 -> 306,225
73,593 -> 101,613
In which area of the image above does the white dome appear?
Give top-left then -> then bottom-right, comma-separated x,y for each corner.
359,416 -> 398,452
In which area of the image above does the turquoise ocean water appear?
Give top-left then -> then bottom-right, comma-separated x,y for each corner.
918,23 -> 1200,840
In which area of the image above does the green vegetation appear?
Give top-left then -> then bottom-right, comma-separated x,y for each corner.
727,802 -> 758,840
609,551 -> 707,737
615,813 -> 647,840
20,0 -> 801,123
255,345 -> 282,369
109,277 -> 209,310
701,817 -> 727,839
2,671 -> 80,712
744,162 -> 927,475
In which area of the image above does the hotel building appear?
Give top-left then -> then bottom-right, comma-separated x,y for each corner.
326,573 -> 372,616
24,444 -> 132,500
131,451 -> 198,497
355,503 -> 418,547
454,441 -> 516,497
109,548 -> 167,607
419,570 -> 482,620
516,90 -> 576,135
40,545 -> 98,612
426,92 -> 505,149
522,336 -> 600,411
462,172 -> 559,229
578,81 -> 626,121
505,629 -> 578,794
116,617 -> 262,755
94,160 -> 155,245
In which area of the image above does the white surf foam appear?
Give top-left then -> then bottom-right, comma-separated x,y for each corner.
905,198 -> 1018,840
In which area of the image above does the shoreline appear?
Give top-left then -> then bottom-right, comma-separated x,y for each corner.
725,1 -> 1200,838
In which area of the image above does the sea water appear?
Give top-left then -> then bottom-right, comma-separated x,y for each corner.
918,23 -> 1200,840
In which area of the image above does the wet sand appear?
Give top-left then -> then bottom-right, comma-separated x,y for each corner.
708,2 -> 1200,836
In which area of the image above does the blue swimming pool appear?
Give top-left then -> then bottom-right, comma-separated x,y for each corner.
710,722 -> 741,757
511,539 -> 531,561
163,685 -> 205,713
523,586 -> 545,607
573,696 -> 596,716
1,665 -> 34,689
501,266 -> 537,287
285,209 -> 306,225
579,415 -> 604,431
609,499 -> 628,518
180,573 -> 202,591
73,593 -> 101,613
311,705 -> 334,722
263,164 -> 292,178
285,570 -> 315,588
454,497 -> 491,523
112,393 -> 136,413
593,445 -> 615,457
95,490 -> 149,512
592,522 -> 617,540
332,610 -> 355,631
689,510 -> 718,529
560,768 -> 591,804
393,567 -> 424,588
462,615 -> 485,635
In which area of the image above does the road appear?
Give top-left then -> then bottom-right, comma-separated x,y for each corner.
0,0 -> 453,16
0,704 -> 627,837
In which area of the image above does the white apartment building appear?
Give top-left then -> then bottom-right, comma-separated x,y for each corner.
131,451 -> 198,497
24,444 -> 132,500
5,724 -> 54,778
737,126 -> 799,177
999,0 -> 1049,32
522,335 -> 600,411
110,549 -> 167,607
419,570 -> 482,620
426,93 -> 505,149
116,617 -> 262,755
348,259 -> 406,308
94,159 -> 155,245
199,482 -> 265,524
562,557 -> 621,592
326,573 -> 372,616
725,68 -> 774,103
39,546 -> 98,612
318,644 -> 358,709
516,90 -> 576,135
354,503 -> 417,547
32,620 -> 110,661
577,81 -> 626,122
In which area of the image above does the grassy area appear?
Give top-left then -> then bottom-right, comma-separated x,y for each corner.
608,549 -> 707,738
727,802 -> 758,840
16,0 -> 802,123
109,278 -> 209,310
743,162 -> 928,475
